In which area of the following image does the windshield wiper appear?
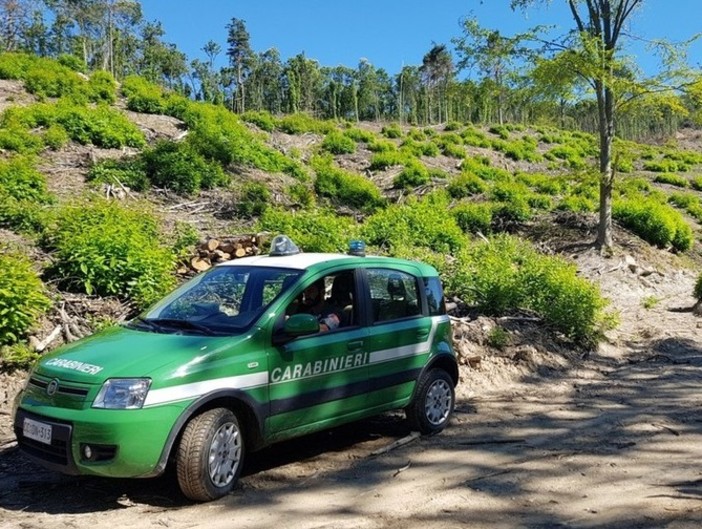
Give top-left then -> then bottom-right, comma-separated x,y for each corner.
127,316 -> 165,332
147,318 -> 219,336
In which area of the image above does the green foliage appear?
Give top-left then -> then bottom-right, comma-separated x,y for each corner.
257,207 -> 357,253
369,149 -> 409,170
321,130 -> 357,154
286,182 -> 316,208
447,234 -> 607,343
447,172 -> 488,198
544,145 -> 587,169
0,125 -> 43,153
381,123 -> 403,139
487,326 -> 510,350
312,155 -> 384,211
44,199 -> 176,308
0,52 -> 36,79
57,102 -> 146,148
0,342 -> 40,368
556,195 -> 597,213
653,172 -> 689,188
451,202 -> 493,234
241,110 -> 276,132
444,121 -> 463,132
343,126 -> 375,143
691,176 -> 702,191
141,140 -> 228,194
461,156 -> 511,181
183,103 -> 307,180
394,160 -> 430,189
42,124 -> 70,150
171,221 -> 200,259
516,172 -> 566,195
277,113 -> 334,135
461,127 -> 491,148
488,124 -> 510,140
641,295 -> 660,310
0,248 -> 52,346
613,197 -> 693,251
87,157 -> 149,191
367,137 -> 397,152
57,54 -> 86,72
361,192 -> 466,254
121,75 -> 169,114
87,70 -> 118,103
237,181 -> 271,218
643,159 -> 684,173
23,59 -> 85,99
0,156 -> 52,233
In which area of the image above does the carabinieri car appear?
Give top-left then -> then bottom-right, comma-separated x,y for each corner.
14,235 -> 457,501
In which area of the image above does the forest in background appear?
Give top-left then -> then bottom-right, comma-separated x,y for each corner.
1,0 -> 701,140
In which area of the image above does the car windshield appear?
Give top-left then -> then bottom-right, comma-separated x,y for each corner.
131,266 -> 302,335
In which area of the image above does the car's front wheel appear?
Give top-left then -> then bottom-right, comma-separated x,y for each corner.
176,408 -> 244,502
406,368 -> 455,434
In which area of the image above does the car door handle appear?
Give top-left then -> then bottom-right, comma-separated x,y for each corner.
416,329 -> 430,340
347,340 -> 365,352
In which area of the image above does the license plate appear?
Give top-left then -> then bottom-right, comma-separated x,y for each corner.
23,418 -> 52,445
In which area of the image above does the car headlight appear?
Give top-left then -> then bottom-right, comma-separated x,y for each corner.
93,378 -> 151,409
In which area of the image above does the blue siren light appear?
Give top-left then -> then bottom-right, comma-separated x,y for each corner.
348,240 -> 366,257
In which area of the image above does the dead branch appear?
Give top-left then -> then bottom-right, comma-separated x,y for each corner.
370,431 -> 421,456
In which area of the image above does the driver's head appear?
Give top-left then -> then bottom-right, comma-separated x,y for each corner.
302,279 -> 325,306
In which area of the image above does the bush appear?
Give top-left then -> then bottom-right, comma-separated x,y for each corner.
88,70 -> 117,103
394,160 -> 430,189
448,234 -> 607,343
44,199 -> 176,308
42,124 -> 70,150
241,110 -> 276,132
257,207 -> 357,253
361,192 -> 466,254
451,202 -> 493,234
312,155 -> 384,211
121,75 -> 168,114
643,159 -> 681,173
369,150 -> 408,170
653,173 -> 689,188
556,195 -> 597,213
321,130 -> 357,154
613,197 -> 693,251
381,123 -> 403,139
141,140 -> 228,194
87,157 -> 149,191
277,113 -> 334,135
23,59 -> 86,99
54,100 -> 146,148
0,248 -> 52,346
0,156 -> 50,202
447,172 -> 488,198
343,126 -> 375,143
237,181 -> 271,218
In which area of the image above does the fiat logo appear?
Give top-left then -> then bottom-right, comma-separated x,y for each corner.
46,379 -> 59,396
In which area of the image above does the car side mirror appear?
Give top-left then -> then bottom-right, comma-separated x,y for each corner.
272,313 -> 320,345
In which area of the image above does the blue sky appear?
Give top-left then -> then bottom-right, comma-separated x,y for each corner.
139,0 -> 701,76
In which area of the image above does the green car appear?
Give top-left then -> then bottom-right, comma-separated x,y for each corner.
13,236 -> 457,501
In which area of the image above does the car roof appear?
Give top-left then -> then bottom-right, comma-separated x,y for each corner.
216,252 -> 438,275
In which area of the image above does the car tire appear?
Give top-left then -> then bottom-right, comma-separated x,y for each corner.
176,408 -> 244,502
406,368 -> 455,434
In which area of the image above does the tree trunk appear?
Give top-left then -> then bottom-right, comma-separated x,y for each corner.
596,83 -> 615,250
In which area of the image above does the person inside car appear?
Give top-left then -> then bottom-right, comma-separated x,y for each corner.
294,279 -> 341,331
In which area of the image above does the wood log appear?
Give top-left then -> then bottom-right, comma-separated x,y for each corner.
234,248 -> 247,258
206,238 -> 220,252
191,256 -> 212,272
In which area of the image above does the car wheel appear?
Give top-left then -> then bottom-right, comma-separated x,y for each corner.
406,368 -> 455,434
176,408 -> 244,502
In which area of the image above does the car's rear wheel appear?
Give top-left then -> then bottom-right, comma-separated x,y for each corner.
176,408 -> 244,502
406,368 -> 454,434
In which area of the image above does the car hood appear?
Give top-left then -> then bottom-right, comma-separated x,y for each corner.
34,325 -> 250,384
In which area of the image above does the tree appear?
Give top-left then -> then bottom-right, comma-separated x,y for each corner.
420,44 -> 454,124
511,0 -> 695,250
226,17 -> 254,113
453,17 -> 536,125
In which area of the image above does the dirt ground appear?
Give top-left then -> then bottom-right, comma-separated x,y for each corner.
1,232 -> 702,529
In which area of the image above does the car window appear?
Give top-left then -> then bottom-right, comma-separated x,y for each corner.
285,270 -> 357,330
143,266 -> 302,333
423,276 -> 446,316
367,268 -> 420,323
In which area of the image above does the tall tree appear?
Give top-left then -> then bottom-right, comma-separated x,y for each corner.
510,0 -> 685,249
420,44 -> 454,123
225,17 -> 254,113
0,0 -> 38,51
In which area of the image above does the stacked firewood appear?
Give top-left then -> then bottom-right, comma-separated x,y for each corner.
179,234 -> 263,274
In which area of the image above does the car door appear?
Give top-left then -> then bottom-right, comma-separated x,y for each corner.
363,267 -> 434,409
265,269 -> 370,440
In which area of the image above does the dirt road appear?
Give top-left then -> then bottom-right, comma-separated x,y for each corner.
1,248 -> 702,528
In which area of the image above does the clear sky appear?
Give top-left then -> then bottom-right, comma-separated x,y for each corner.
138,0 -> 701,76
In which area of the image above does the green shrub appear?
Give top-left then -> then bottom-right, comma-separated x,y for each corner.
42,124 -> 70,150
343,126 -> 375,143
447,172 -> 488,198
241,110 -> 276,132
44,199 -> 176,308
321,130 -> 357,154
57,54 -> 86,72
312,155 -> 384,211
54,101 -> 146,148
277,113 -> 334,135
690,176 -> 702,191
451,202 -> 492,234
237,181 -> 271,218
461,157 -> 511,182
361,192 -> 466,254
369,150 -> 408,170
643,159 -> 681,173
488,125 -> 510,140
88,70 -> 117,103
653,173 -> 689,188
0,52 -> 36,79
516,172 -> 566,195
448,234 -> 607,343
613,197 -> 693,251
0,125 -> 43,153
87,157 -> 149,191
444,121 -> 463,132
0,156 -> 50,202
492,139 -> 542,163
668,191 -> 698,210
141,140 -> 228,194
287,182 -> 316,208
461,127 -> 491,148
394,160 -> 430,189
556,195 -> 597,213
23,59 -> 86,99
381,123 -> 403,139
407,128 -> 427,141
367,137 -> 397,152
0,248 -> 52,346
121,75 -> 168,114
257,207 -> 357,253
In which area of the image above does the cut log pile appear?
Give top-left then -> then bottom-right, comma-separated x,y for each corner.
179,234 -> 264,275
